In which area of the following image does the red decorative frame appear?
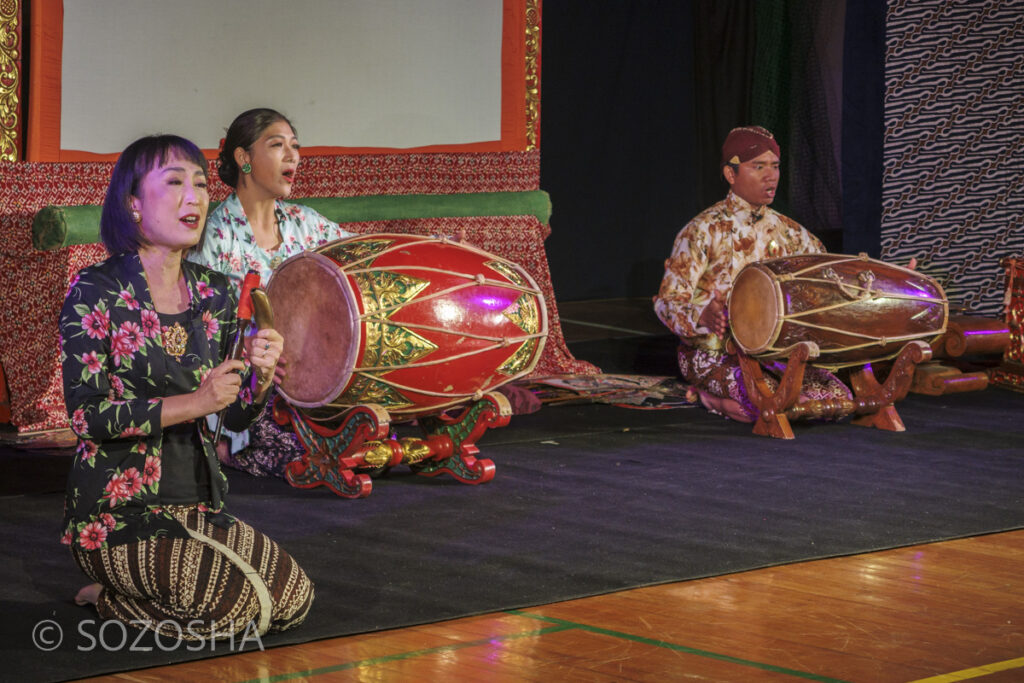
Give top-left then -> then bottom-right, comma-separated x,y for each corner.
26,0 -> 539,161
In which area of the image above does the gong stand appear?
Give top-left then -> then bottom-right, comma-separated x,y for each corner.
275,392 -> 511,498
735,340 -> 932,440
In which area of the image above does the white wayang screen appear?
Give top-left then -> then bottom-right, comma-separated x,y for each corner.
59,0 -> 503,153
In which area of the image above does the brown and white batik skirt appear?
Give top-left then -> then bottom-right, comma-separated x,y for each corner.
72,505 -> 314,641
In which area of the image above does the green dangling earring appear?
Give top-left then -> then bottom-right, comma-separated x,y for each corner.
241,162 -> 252,174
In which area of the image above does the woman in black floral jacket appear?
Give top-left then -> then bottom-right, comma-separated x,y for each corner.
59,134 -> 313,640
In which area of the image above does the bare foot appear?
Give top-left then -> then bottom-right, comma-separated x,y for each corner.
74,582 -> 102,606
697,390 -> 754,423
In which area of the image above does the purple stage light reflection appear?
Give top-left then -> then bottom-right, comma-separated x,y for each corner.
962,328 -> 1009,336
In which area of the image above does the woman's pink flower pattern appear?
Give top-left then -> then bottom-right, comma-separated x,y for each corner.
140,309 -> 161,338
82,351 -> 102,374
81,307 -> 110,340
142,455 -> 161,486
118,289 -> 140,310
71,408 -> 87,434
78,521 -> 108,550
202,311 -> 219,340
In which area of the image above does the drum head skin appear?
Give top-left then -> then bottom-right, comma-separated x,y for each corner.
729,266 -> 781,354
265,253 -> 361,407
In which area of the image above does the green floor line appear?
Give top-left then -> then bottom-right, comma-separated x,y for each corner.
508,609 -> 853,683
233,624 -> 575,683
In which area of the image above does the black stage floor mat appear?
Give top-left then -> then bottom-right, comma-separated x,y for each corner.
2,388 -> 1022,682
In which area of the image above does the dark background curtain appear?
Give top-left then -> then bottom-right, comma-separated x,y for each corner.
539,2 -> 699,303
750,0 -> 847,253
840,1 -> 886,257
690,1 -> 756,210
540,1 -> 882,303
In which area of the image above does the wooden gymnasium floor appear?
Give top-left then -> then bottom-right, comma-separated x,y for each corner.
75,299 -> 1024,683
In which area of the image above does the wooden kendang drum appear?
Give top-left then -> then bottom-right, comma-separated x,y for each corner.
727,253 -> 948,439
730,254 -> 948,368
265,233 -> 548,497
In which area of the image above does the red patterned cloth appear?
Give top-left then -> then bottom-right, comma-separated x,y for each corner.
0,162 -> 113,431
0,151 -> 596,433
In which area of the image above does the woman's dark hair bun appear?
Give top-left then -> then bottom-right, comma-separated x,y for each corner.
217,108 -> 295,188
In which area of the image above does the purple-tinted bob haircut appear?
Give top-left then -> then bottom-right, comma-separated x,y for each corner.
100,134 -> 209,255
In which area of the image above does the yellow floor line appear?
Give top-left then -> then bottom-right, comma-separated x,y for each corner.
907,656 -> 1024,682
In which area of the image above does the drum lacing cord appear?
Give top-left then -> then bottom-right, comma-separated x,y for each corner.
345,372 -> 485,398
777,314 -> 942,344
347,265 -> 541,304
360,311 -> 547,343
756,343 -> 907,371
780,274 -> 945,300
340,235 -> 526,272
780,288 -> 948,320
324,371 -> 525,406
321,390 -> 505,418
354,331 -> 547,373
784,254 -> 872,279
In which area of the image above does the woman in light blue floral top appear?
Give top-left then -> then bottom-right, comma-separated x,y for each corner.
190,108 -> 355,293
189,108 -> 355,477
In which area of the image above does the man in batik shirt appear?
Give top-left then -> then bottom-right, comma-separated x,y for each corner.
654,126 -> 851,422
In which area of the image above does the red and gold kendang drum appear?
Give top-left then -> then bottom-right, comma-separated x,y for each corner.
265,233 -> 548,416
728,253 -> 948,369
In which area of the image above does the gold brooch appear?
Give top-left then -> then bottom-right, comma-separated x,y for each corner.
162,322 -> 188,361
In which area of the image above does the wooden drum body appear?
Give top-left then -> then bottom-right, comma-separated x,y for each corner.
266,233 -> 548,417
728,253 -> 948,368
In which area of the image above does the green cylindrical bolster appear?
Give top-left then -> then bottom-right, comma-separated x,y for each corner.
299,191 -> 552,225
31,191 -> 552,251
33,205 -> 102,251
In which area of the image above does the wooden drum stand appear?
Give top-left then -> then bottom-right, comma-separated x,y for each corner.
733,339 -> 931,440
275,393 -> 511,499
728,253 -> 948,440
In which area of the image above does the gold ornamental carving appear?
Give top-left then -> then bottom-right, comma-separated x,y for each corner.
337,374 -> 414,411
338,267 -> 437,410
525,0 -> 540,150
502,292 -> 540,334
486,259 -> 527,287
324,238 -> 394,267
354,270 -> 436,369
499,337 -> 538,376
0,0 -> 20,162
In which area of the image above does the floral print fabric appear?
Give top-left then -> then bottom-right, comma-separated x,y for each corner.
654,191 -> 826,349
188,193 -> 356,291
654,191 -> 845,407
678,345 -> 852,420
59,253 -> 263,551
